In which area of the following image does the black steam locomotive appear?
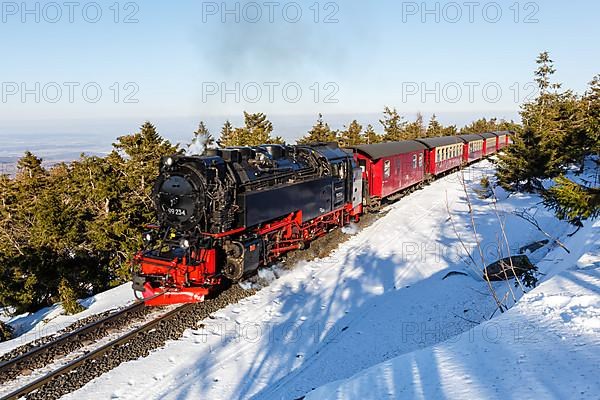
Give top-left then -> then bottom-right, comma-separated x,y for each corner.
133,143 -> 363,305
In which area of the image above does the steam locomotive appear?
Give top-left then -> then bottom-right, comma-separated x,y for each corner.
132,143 -> 363,306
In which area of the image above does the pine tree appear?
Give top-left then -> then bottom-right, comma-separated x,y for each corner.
582,75 -> 600,157
188,121 -> 215,155
460,117 -> 498,134
380,106 -> 407,141
0,320 -> 13,342
496,52 -> 567,190
426,114 -> 444,137
221,113 -> 283,146
219,120 -> 237,146
543,176 -> 600,226
339,120 -> 364,146
522,52 -> 566,176
58,277 -> 85,315
496,128 -> 551,191
363,124 -> 381,144
405,112 -> 426,139
297,113 -> 337,144
441,124 -> 459,136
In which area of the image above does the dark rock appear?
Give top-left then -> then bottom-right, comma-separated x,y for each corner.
484,255 -> 536,281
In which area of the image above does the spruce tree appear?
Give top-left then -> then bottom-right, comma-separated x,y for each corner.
496,127 -> 551,191
58,277 -> 85,315
0,321 -> 13,342
221,112 -> 284,146
339,120 -> 364,146
496,52 -> 566,190
363,124 -> 381,144
426,114 -> 444,137
583,75 -> 600,157
543,176 -> 600,226
188,121 -> 215,154
380,106 -> 407,141
405,112 -> 426,139
219,120 -> 237,146
297,113 -> 337,144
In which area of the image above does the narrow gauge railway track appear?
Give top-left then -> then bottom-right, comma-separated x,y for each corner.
1,285 -> 253,400
0,301 -> 148,386
0,303 -> 192,400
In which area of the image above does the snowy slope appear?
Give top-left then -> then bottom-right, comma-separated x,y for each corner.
0,283 -> 136,355
62,160 -> 586,400
305,220 -> 600,400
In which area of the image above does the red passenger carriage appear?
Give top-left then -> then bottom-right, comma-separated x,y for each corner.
457,134 -> 484,163
480,132 -> 498,156
348,141 -> 426,207
414,136 -> 465,177
494,131 -> 511,150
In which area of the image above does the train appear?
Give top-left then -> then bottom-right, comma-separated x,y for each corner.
132,131 -> 512,306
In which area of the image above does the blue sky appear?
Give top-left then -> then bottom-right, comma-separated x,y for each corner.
0,0 -> 598,144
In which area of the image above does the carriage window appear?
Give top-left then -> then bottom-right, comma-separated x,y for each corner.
412,154 -> 417,168
418,153 -> 423,167
384,160 -> 391,178
436,149 -> 441,162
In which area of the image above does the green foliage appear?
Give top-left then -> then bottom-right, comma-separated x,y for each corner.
496,127 -> 552,191
0,321 -> 13,342
339,120 -> 363,146
0,122 -> 177,314
218,120 -> 236,146
459,117 -> 521,135
543,176 -> 600,226
426,114 -> 444,137
497,52 -> 600,192
58,278 -> 85,315
495,52 -> 600,226
220,112 -> 283,146
363,124 -> 381,144
380,106 -> 407,141
297,113 -> 338,144
475,176 -> 493,199
188,121 -> 215,154
404,112 -> 426,139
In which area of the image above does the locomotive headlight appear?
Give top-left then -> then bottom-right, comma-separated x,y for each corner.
165,157 -> 174,167
181,239 -> 190,249
143,232 -> 154,245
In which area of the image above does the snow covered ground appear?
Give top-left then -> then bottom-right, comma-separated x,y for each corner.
54,160 -> 599,400
0,283 -> 136,355
305,219 -> 600,400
